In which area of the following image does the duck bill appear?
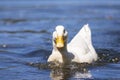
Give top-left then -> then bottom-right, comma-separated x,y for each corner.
56,36 -> 64,48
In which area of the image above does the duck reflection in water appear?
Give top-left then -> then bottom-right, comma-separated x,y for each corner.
49,63 -> 93,80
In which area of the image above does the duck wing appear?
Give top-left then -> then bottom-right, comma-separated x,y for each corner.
68,24 -> 97,63
68,24 -> 92,49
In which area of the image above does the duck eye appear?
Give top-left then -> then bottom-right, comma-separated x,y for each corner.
63,29 -> 65,33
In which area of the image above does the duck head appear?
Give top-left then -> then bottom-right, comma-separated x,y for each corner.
53,25 -> 68,49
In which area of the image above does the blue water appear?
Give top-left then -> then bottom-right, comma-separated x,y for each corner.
0,0 -> 120,80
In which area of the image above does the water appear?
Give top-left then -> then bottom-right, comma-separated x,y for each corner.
0,0 -> 120,80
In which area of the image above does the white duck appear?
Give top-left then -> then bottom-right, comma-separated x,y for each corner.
48,24 -> 98,64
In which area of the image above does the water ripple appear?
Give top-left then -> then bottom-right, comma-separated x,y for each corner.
0,30 -> 50,34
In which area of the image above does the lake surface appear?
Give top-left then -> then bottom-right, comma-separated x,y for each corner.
0,0 -> 120,80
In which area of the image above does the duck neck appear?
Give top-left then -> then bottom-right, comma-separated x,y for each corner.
57,47 -> 69,64
54,44 -> 67,54
53,42 -> 69,64
57,47 -> 67,54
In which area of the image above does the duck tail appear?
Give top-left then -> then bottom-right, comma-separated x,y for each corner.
80,24 -> 92,45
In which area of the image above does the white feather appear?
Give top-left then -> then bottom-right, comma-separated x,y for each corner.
48,24 -> 98,64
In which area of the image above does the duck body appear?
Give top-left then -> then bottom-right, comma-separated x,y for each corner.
48,24 -> 98,64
